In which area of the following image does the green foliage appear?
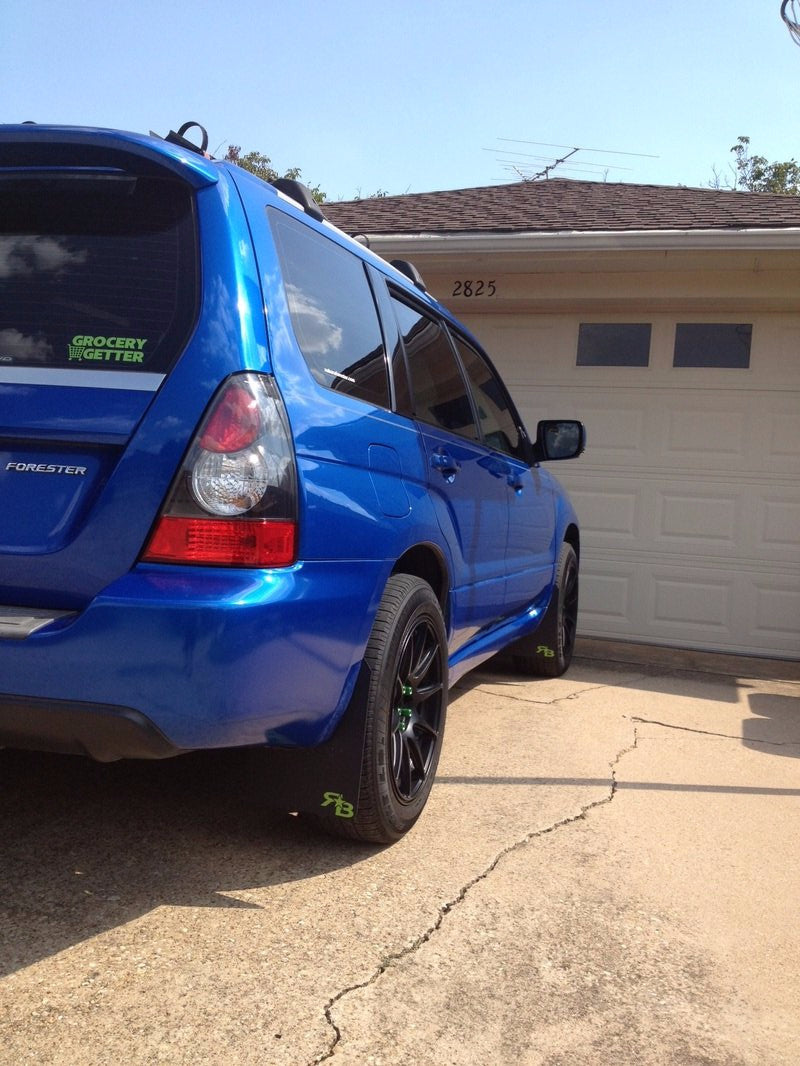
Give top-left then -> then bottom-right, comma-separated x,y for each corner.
714,136 -> 800,195
224,146 -> 326,203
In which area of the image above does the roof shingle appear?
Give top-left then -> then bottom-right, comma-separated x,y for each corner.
324,179 -> 800,236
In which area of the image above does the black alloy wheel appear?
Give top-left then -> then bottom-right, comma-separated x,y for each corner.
329,574 -> 448,844
389,613 -> 445,805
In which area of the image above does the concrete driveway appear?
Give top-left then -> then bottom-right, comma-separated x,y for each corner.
1,641 -> 798,1065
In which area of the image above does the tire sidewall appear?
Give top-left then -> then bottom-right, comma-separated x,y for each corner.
555,544 -> 578,672
366,578 -> 447,839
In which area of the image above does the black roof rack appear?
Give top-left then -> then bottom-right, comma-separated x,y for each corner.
391,259 -> 427,292
271,178 -> 326,222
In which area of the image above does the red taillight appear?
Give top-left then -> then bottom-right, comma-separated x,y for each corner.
140,373 -> 298,568
199,384 -> 261,453
144,516 -> 296,567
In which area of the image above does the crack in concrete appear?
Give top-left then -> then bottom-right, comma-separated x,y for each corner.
470,680 -> 632,708
631,716 -> 796,747
311,726 -> 640,1064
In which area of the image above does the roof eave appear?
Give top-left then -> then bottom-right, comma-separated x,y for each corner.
355,227 -> 800,253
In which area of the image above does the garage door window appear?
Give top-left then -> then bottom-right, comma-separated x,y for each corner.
576,323 -> 651,366
673,324 -> 752,368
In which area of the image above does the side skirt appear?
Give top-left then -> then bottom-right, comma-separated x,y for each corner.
447,587 -> 554,685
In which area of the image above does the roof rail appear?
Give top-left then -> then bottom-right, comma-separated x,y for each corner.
391,259 -> 427,292
271,178 -> 326,222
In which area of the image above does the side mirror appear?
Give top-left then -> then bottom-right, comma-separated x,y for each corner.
532,420 -> 586,463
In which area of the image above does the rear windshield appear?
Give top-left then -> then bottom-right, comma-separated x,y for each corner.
0,174 -> 198,375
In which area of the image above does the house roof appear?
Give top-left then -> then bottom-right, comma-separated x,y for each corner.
324,179 -> 800,237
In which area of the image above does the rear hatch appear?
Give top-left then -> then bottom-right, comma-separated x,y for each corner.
0,128 -> 211,608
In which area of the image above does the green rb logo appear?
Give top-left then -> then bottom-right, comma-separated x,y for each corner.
321,791 -> 355,818
537,645 -> 555,658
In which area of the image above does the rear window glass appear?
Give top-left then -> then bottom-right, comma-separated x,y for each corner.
0,175 -> 198,374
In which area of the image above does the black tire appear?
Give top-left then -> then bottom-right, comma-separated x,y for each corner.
328,574 -> 448,844
511,542 -> 578,677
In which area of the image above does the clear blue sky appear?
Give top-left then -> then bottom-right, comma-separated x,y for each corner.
4,1 -> 798,200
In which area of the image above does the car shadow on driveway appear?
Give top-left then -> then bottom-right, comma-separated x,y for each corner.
744,690 -> 800,756
0,748 -> 376,977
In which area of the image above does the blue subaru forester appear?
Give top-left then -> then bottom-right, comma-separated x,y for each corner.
0,122 -> 584,843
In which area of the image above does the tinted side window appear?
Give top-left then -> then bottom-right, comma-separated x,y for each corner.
452,334 -> 524,458
391,295 -> 479,441
269,210 -> 389,407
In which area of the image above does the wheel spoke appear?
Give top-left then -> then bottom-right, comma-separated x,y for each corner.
416,680 -> 443,703
409,637 -> 437,688
414,718 -> 439,741
392,733 -> 411,795
406,732 -> 427,779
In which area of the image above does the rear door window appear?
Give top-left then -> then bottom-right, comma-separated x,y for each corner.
0,174 -> 198,377
390,295 -> 479,441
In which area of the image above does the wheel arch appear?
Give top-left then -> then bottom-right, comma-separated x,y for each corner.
563,522 -> 580,563
390,543 -> 450,629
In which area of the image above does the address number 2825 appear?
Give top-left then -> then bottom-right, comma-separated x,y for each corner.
452,280 -> 496,298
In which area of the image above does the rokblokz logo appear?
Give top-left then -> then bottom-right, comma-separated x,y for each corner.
68,335 -> 148,364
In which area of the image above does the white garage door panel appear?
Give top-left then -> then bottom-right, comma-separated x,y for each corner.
563,475 -> 795,563
465,311 -> 799,657
516,385 -> 769,474
569,485 -> 639,539
651,574 -> 732,629
765,399 -> 800,471
580,562 -> 799,657
760,498 -> 800,551
664,403 -> 749,466
753,580 -> 800,643
657,490 -> 737,544
578,563 -> 636,625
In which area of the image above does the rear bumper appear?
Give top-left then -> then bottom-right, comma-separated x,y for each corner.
0,560 -> 383,756
0,693 -> 182,761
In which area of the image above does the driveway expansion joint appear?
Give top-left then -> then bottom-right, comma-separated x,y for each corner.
310,726 -> 639,1064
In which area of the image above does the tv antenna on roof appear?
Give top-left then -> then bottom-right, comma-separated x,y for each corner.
486,139 -> 658,182
782,0 -> 800,45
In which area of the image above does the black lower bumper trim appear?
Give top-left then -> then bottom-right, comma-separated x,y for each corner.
0,694 -> 186,762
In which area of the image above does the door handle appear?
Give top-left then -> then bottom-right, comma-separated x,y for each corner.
430,450 -> 460,483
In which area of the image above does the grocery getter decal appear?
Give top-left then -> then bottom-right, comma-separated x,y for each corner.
68,335 -> 148,364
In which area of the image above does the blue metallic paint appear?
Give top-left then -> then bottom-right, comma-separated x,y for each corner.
0,561 -> 384,749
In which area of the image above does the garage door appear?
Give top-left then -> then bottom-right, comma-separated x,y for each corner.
461,312 -> 800,659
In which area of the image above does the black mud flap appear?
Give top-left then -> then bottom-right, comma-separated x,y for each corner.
252,663 -> 371,828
